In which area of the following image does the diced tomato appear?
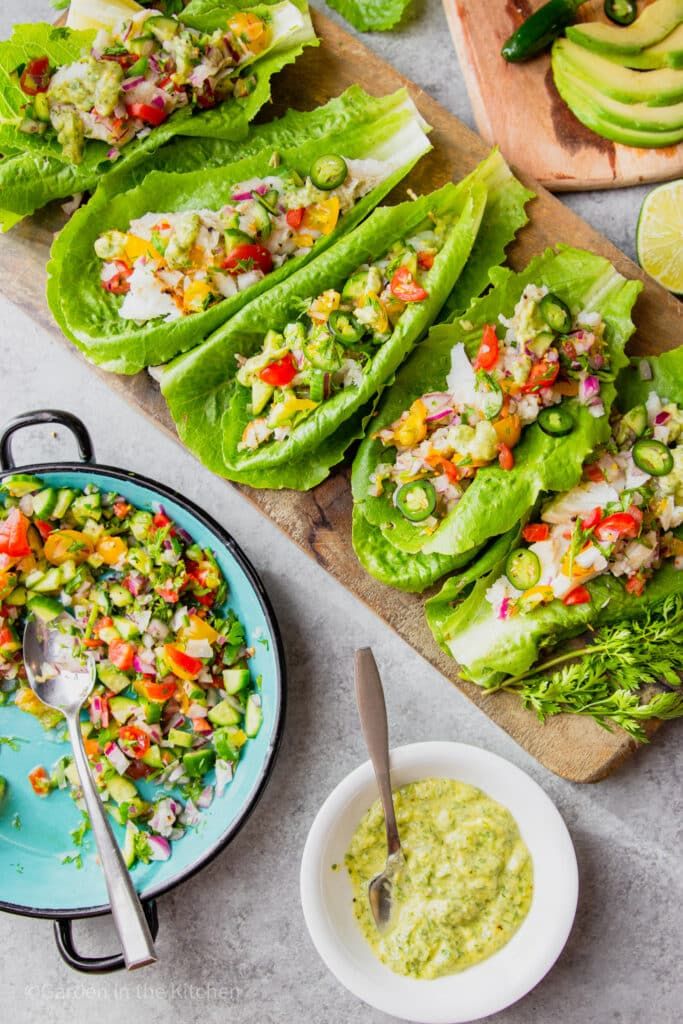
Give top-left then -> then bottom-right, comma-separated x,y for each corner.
417,251 -> 435,270
126,101 -> 168,126
153,511 -> 172,531
82,637 -> 103,649
626,574 -> 646,596
164,644 -> 203,681
34,519 -> 54,540
473,324 -> 499,371
0,626 -> 16,649
102,260 -> 132,295
286,207 -> 305,229
95,616 -> 113,637
390,266 -> 428,303
118,725 -> 150,758
0,508 -> 32,558
194,591 -> 215,607
522,523 -> 550,543
84,737 -> 100,759
156,584 -> 180,604
108,638 -> 135,672
113,500 -> 131,518
28,765 -> 50,796
521,358 -> 560,393
222,242 -> 273,275
580,507 -> 603,531
258,353 -> 297,388
143,679 -> 177,702
563,585 -> 591,606
585,463 -> 605,483
191,716 -> 212,733
497,443 -> 514,471
20,56 -> 51,95
594,513 -> 639,543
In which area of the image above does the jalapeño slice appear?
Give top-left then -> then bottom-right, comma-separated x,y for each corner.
505,548 -> 541,591
538,404 -> 574,437
632,438 -> 674,477
395,480 -> 437,523
310,154 -> 348,191
328,309 -> 365,345
539,292 -> 572,333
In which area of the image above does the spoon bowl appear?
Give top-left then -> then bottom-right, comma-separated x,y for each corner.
23,614 -> 95,713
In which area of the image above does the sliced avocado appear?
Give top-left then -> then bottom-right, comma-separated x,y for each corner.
182,748 -> 215,778
554,38 -> 683,105
109,695 -> 139,724
244,694 -> 263,738
207,699 -> 242,727
553,48 -> 683,130
1,474 -> 43,497
567,0 -> 683,56
619,22 -> 683,68
107,775 -> 138,805
97,662 -> 131,694
251,378 -> 275,415
553,65 -> 683,146
222,667 -> 251,695
168,727 -> 194,749
26,594 -> 63,622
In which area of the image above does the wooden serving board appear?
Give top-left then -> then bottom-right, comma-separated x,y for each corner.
3,9 -> 683,782
443,0 -> 683,190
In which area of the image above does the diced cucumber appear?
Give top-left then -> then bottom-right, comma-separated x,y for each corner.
97,662 -> 130,694
129,510 -> 153,541
26,594 -> 63,622
141,744 -> 163,769
245,694 -> 263,738
223,668 -> 250,694
70,492 -> 102,525
207,699 -> 242,727
140,697 -> 162,725
168,727 -> 194,749
52,488 -> 76,519
108,583 -> 132,608
128,32 -> 155,55
212,726 -> 239,762
182,748 -> 215,778
107,775 -> 138,804
31,568 -> 62,594
2,474 -> 43,497
23,569 -> 44,590
109,695 -> 139,724
59,559 -> 77,584
98,624 -> 120,644
147,14 -> 179,40
251,378 -> 274,415
82,518 -> 104,540
112,615 -> 140,640
123,821 -> 138,868
32,487 -> 57,519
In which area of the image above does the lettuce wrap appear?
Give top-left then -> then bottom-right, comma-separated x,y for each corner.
352,247 -> 642,582
161,163 -> 496,490
425,347 -> 683,690
46,89 -> 431,374
0,0 -> 316,230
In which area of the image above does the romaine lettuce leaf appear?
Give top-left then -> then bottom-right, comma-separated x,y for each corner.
616,345 -> 683,413
0,1 -> 316,228
355,247 -> 641,560
324,0 -> 412,32
162,175 -> 489,484
46,89 -> 431,374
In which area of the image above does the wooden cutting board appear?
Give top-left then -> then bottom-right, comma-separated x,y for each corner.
3,8 -> 683,782
443,0 -> 683,190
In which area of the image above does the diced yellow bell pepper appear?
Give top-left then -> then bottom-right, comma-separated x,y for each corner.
302,197 -> 340,236
227,12 -> 269,52
182,613 -> 218,644
183,279 -> 212,313
393,399 -> 428,448
520,585 -> 554,607
308,289 -> 341,323
124,234 -> 161,264
292,233 -> 314,248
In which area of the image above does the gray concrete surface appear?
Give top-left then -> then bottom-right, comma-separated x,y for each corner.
1,2 -> 681,1022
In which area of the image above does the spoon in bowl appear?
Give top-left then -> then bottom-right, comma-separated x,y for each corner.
23,614 -> 157,970
354,647 -> 403,932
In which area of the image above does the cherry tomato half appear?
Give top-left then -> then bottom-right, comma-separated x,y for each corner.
521,358 -> 560,393
498,443 -> 514,471
594,512 -> 639,543
108,638 -> 135,672
473,324 -> 499,371
20,56 -> 51,95
286,207 -> 305,229
126,101 -> 168,126
580,507 -> 603,531
118,725 -> 150,758
259,353 -> 297,388
390,266 -> 428,303
563,585 -> 591,606
222,243 -> 273,275
0,508 -> 32,558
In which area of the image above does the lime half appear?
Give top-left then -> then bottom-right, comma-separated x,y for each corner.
636,179 -> 683,294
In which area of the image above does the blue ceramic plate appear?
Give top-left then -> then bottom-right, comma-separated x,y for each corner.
0,413 -> 285,936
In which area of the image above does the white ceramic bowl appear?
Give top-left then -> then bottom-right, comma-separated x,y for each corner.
300,741 -> 578,1023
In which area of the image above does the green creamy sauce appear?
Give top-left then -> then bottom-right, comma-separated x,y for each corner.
345,778 -> 533,979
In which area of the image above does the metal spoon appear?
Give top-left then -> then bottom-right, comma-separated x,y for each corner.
23,615 -> 157,970
354,647 -> 403,932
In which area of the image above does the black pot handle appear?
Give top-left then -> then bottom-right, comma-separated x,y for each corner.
0,410 -> 94,470
53,900 -> 159,974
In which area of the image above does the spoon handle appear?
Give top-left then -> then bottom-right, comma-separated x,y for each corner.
66,713 -> 158,970
354,648 -> 401,856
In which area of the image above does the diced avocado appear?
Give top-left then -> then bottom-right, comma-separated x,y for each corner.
52,488 -> 76,519
97,662 -> 130,694
123,821 -> 137,868
212,727 -> 240,762
6,586 -> 26,606
207,699 -> 242,727
567,0 -> 683,57
146,14 -> 179,41
342,267 -> 382,301
251,378 -> 275,415
0,625 -> 20,656
109,695 -> 139,724
31,567 -> 62,594
2,474 -> 43,497
26,594 -> 63,622
112,615 -> 139,640
32,487 -> 57,519
168,727 -> 194,749
141,744 -> 163,769
245,694 -> 263,738
615,404 -> 649,445
70,492 -> 102,524
129,510 -> 153,542
182,748 -> 215,778
222,667 -> 250,695
33,91 -> 50,122
108,583 -> 133,608
140,697 -> 162,725
107,775 -> 138,805
554,38 -> 683,105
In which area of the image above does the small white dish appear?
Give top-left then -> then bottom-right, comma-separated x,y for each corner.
300,741 -> 578,1023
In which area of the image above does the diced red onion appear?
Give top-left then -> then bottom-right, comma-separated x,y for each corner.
231,190 -> 253,201
254,183 -> 269,196
425,407 -> 454,424
197,786 -> 214,809
215,758 -> 234,798
180,799 -> 201,827
578,375 -> 600,405
147,835 -> 171,861
122,76 -> 145,91
107,148 -> 120,161
105,742 -> 129,775
150,94 -> 166,110
655,411 -> 671,425
498,597 -> 511,620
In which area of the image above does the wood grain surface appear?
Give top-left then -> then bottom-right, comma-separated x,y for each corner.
3,8 -> 682,781
442,0 -> 683,191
